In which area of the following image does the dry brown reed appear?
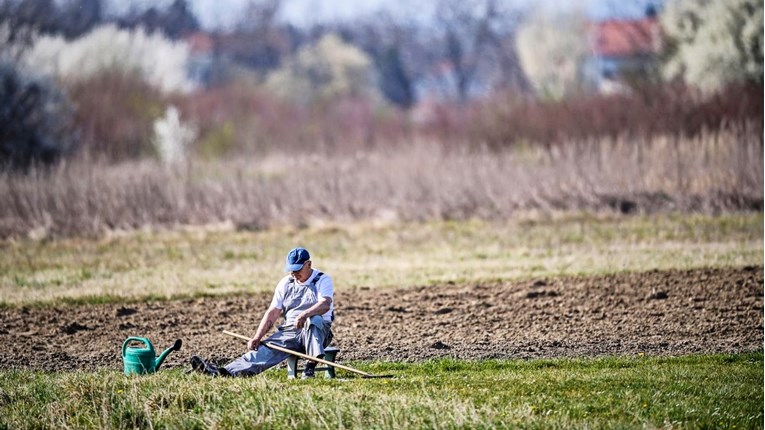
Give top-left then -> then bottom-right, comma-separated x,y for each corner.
0,124 -> 761,239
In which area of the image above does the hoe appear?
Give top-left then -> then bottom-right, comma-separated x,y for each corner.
222,330 -> 394,379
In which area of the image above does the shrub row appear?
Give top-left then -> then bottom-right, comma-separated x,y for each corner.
465,83 -> 763,147
2,65 -> 761,168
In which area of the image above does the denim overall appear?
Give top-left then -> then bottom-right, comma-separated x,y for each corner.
225,272 -> 333,376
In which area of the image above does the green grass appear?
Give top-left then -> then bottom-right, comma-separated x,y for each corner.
1,353 -> 761,429
1,213 -> 762,306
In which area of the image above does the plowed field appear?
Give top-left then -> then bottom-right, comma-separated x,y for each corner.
1,266 -> 761,372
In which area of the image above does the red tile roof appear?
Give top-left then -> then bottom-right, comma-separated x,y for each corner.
593,18 -> 660,57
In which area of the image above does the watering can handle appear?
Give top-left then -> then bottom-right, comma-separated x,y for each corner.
122,337 -> 151,358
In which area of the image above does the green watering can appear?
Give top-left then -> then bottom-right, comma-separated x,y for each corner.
122,337 -> 182,375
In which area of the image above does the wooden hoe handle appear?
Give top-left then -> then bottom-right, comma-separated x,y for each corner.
221,330 -> 380,378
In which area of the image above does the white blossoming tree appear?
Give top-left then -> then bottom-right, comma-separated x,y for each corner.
265,33 -> 378,105
516,5 -> 591,100
661,0 -> 763,92
23,24 -> 193,94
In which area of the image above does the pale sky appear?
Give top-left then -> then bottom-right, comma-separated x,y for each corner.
190,0 -> 434,28
202,0 -> 660,27
107,0 -> 661,29
105,0 -> 417,28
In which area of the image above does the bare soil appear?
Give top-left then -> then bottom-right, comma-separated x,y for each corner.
0,266 -> 762,372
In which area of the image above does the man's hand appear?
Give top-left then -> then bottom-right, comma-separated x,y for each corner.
249,307 -> 281,350
295,312 -> 308,329
295,298 -> 331,328
247,337 -> 260,350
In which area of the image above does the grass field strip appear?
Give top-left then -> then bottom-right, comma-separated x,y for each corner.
0,354 -> 761,429
1,213 -> 761,305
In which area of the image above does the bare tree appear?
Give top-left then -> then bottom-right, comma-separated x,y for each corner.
59,0 -> 102,39
216,0 -> 293,73
433,0 -> 530,103
236,0 -> 280,33
336,13 -> 425,108
0,0 -> 57,61
118,0 -> 199,40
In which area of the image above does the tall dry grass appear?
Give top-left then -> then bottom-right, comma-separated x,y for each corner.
0,124 -> 761,238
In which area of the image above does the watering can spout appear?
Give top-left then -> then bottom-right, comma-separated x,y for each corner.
155,339 -> 183,370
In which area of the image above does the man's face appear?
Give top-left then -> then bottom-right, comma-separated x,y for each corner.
291,261 -> 312,283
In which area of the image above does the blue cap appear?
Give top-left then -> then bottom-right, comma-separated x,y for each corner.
285,247 -> 310,272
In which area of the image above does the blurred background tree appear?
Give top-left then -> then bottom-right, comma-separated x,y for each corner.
219,0 -> 290,73
432,0 -> 530,103
265,33 -> 377,105
661,0 -> 763,93
336,14 -> 419,109
17,24 -> 193,161
0,0 -> 54,61
516,5 -> 591,100
116,0 -> 199,40
58,0 -> 102,39
0,61 -> 72,169
22,24 -> 193,93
